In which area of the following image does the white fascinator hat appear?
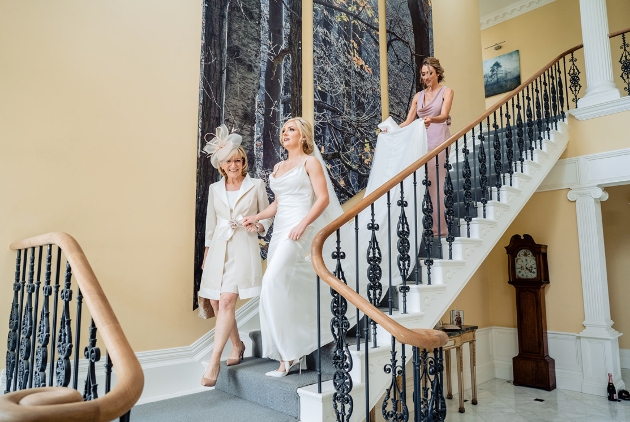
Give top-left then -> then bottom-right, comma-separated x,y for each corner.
203,124 -> 243,169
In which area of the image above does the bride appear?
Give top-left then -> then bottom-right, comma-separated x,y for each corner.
242,117 -> 330,377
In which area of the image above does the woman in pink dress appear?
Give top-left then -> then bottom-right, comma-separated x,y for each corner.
399,57 -> 454,236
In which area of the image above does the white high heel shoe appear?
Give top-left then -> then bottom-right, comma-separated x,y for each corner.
265,356 -> 305,377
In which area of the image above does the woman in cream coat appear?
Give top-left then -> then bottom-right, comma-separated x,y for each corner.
199,128 -> 270,387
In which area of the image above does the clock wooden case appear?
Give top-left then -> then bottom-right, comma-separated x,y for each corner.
505,234 -> 556,391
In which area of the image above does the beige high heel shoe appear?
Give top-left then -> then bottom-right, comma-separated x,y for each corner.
226,341 -> 246,367
201,364 -> 220,388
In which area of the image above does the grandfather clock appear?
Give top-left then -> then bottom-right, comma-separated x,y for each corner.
505,234 -> 556,391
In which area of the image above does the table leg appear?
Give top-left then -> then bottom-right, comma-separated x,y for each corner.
470,339 -> 477,405
445,349 -> 453,400
457,345 -> 464,413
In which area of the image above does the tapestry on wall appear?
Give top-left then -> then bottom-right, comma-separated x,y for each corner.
194,0 -> 301,309
386,0 -> 434,124
313,0 -> 382,203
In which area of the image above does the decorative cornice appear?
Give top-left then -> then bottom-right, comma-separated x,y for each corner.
480,0 -> 556,30
568,96 -> 630,121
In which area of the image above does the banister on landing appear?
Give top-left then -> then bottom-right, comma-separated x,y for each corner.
1,232 -> 143,422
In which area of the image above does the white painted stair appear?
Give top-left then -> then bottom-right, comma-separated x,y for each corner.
295,120 -> 570,421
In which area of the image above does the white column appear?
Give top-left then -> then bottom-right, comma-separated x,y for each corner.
568,186 -> 624,396
577,0 -> 621,108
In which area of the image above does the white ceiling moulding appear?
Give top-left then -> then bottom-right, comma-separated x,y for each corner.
480,0 -> 556,30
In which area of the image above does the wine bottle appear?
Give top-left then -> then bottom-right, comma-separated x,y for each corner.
607,373 -> 617,401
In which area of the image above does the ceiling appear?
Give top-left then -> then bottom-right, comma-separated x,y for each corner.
479,0 -> 527,18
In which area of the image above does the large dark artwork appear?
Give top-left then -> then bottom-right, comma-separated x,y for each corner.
313,0 -> 382,204
386,0 -> 433,123
194,0 -> 433,309
194,0 -> 301,309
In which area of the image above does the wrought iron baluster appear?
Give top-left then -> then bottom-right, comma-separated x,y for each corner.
462,134 -> 472,237
500,107 -> 505,185
557,61 -> 566,120
551,67 -> 559,130
355,215 -> 360,351
443,147 -> 455,259
29,246 -> 44,389
317,274 -> 322,392
104,352 -> 113,394
478,122 -> 488,218
472,127 -> 478,208
535,78 -> 543,151
18,248 -> 36,390
83,319 -> 101,401
413,171 -> 420,285
364,315 -> 370,418
568,52 -> 582,106
72,286 -> 83,390
526,85 -> 535,160
415,348 -> 446,422
421,164 -> 434,285
505,102 -> 514,186
435,155 -> 443,259
492,111 -> 502,202
331,230 -> 353,422
396,182 -> 410,314
366,204 -> 382,348
48,247 -> 62,386
383,341 -> 408,422
543,71 -> 551,140
387,192 -> 392,315
33,245 -> 52,388
455,140 -> 462,227
55,261 -> 73,387
6,250 -> 22,393
516,94 -> 524,173
620,33 -> 630,94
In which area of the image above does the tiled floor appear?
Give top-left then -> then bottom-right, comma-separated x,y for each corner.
445,370 -> 630,421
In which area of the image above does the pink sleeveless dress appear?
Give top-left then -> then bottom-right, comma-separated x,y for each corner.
416,86 -> 451,150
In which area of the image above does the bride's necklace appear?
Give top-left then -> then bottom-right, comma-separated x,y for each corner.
284,154 -> 307,168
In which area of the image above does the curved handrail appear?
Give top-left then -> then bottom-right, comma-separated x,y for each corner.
0,232 -> 143,422
312,27 -> 630,349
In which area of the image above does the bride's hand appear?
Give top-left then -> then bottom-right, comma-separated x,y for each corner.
242,215 -> 257,227
288,223 -> 307,241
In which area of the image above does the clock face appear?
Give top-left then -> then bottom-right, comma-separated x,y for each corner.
515,249 -> 537,279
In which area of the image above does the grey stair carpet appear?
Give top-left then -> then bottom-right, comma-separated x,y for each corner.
131,389 -> 298,422
215,357 -> 333,418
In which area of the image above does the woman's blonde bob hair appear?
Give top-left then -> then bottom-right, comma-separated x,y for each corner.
421,57 -> 445,86
218,146 -> 249,178
280,117 -> 315,155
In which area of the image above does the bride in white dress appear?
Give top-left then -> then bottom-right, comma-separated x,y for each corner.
242,117 -> 330,376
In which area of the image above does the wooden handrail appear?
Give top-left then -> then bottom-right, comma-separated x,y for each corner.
0,232 -> 143,422
311,26 -> 630,350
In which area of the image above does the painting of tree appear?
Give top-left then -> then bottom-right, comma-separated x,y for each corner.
313,0 -> 382,203
386,0 -> 433,124
194,0 -> 301,309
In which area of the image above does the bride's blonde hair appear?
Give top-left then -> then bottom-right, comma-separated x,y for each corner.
281,117 -> 315,155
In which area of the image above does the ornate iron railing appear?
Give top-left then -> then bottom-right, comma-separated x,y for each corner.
1,233 -> 143,422
312,28 -> 630,422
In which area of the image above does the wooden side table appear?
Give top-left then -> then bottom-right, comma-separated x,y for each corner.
441,325 -> 478,413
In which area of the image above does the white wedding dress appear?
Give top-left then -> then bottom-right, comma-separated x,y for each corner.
260,119 -> 428,363
259,159 -> 330,362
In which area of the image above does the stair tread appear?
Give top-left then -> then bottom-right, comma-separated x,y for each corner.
132,388 -> 299,422
216,357 -> 333,418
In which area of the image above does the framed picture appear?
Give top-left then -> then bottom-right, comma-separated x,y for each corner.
483,50 -> 521,98
450,310 -> 464,327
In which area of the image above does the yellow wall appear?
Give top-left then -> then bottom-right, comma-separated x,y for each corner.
563,110 -> 630,158
602,184 -> 630,348
0,1 -> 210,362
433,0 -> 487,130
442,189 -> 585,333
481,0 -> 630,109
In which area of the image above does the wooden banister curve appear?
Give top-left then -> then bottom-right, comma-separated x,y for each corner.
0,232 -> 143,422
312,26 -> 630,350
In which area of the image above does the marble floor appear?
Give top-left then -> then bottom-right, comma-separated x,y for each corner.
445,370 -> 630,421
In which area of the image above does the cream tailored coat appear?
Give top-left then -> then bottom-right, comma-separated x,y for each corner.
198,175 -> 271,305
